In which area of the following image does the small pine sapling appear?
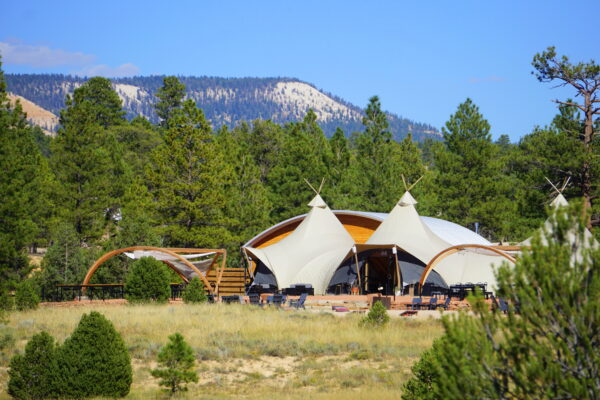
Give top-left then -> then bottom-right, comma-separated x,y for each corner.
151,333 -> 198,394
15,280 -> 40,311
182,277 -> 207,304
360,300 -> 390,327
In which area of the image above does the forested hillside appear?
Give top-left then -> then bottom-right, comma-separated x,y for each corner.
5,74 -> 440,141
1,47 -> 598,297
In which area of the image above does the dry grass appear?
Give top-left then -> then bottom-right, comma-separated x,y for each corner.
0,304 -> 443,399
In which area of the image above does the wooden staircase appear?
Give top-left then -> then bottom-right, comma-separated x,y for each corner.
206,267 -> 248,296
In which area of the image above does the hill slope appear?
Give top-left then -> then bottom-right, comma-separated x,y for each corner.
5,74 -> 441,141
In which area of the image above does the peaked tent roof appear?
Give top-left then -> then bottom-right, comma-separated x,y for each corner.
366,191 -> 453,265
244,194 -> 355,294
520,193 -> 598,249
365,190 -> 507,289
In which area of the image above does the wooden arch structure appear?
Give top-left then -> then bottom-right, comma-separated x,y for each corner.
82,246 -> 227,294
418,244 -> 518,288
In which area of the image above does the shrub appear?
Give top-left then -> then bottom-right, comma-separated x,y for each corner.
15,280 -> 40,311
182,277 -> 207,303
360,301 -> 390,327
401,338 -> 445,400
57,311 -> 132,398
151,333 -> 198,394
404,203 -> 600,399
0,289 -> 14,313
125,256 -> 171,303
8,331 -> 59,399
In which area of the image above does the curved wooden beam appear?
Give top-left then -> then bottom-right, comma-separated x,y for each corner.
418,244 -> 517,288
82,246 -> 216,294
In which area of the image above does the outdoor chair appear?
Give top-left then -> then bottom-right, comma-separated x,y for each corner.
207,294 -> 215,303
271,294 -> 286,307
498,298 -> 509,314
248,293 -> 263,306
222,295 -> 244,304
427,297 -> 438,310
436,297 -> 451,310
289,292 -> 308,309
409,297 -> 422,310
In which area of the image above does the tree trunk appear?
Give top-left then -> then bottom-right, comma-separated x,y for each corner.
582,93 -> 595,229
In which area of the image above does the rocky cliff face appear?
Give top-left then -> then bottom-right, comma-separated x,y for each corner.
5,74 -> 441,141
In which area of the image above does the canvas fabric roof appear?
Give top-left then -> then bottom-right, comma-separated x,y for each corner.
244,194 -> 355,294
364,190 -> 507,290
124,250 -> 216,280
520,193 -> 598,262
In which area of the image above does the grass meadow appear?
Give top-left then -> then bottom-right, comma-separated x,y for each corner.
0,304 -> 443,399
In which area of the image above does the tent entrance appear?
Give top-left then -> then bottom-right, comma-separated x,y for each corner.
327,248 -> 448,295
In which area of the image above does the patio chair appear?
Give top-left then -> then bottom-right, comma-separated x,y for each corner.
427,297 -> 438,310
498,298 -> 509,314
409,297 -> 422,310
248,293 -> 263,306
207,294 -> 215,303
272,294 -> 286,307
289,292 -> 308,309
436,297 -> 451,310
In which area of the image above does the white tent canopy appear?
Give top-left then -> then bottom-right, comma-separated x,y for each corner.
365,190 -> 507,290
244,194 -> 355,294
124,250 -> 216,280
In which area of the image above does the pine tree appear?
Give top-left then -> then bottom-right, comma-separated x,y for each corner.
0,56 -> 53,293
267,110 -> 333,220
57,311 -> 132,398
182,277 -> 207,303
14,279 -> 39,311
51,78 -> 130,243
125,257 -> 171,303
148,99 -> 230,248
403,202 -> 600,399
215,125 -> 271,265
8,331 -> 59,400
346,97 -> 424,212
360,300 -> 390,327
155,76 -> 186,127
151,333 -> 198,394
430,99 -> 517,241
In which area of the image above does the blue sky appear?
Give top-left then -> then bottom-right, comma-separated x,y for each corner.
1,0 -> 598,141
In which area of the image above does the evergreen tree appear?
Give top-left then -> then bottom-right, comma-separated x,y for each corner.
267,110 -> 333,220
14,279 -> 40,311
148,99 -> 230,248
8,331 -> 59,400
346,97 -> 425,212
328,127 -> 353,207
404,202 -> 600,399
245,119 -> 285,183
360,300 -> 390,327
151,333 -> 198,394
51,78 -> 130,243
0,56 -> 53,293
125,257 -> 171,303
109,119 -> 162,179
215,125 -> 271,265
155,76 -> 186,127
38,223 -> 91,296
182,277 -> 207,303
430,99 -> 517,240
57,311 -> 132,398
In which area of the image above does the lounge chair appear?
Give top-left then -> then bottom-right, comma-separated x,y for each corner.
427,297 -> 438,310
498,298 -> 509,314
409,297 -> 422,310
289,293 -> 308,309
271,294 -> 286,307
436,297 -> 451,310
248,293 -> 263,306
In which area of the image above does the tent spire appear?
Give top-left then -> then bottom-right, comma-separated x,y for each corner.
545,176 -> 570,208
305,178 -> 328,208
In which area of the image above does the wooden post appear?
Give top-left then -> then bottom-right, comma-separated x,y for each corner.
353,246 -> 361,295
365,262 -> 369,293
393,247 -> 401,295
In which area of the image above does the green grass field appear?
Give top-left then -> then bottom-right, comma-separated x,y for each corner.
0,304 -> 443,399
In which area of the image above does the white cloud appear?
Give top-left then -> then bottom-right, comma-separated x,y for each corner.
75,63 -> 140,78
468,76 -> 506,84
0,40 -> 95,67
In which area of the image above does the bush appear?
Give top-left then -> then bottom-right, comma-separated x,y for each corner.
15,280 -> 40,311
0,289 -> 15,313
125,256 -> 171,303
360,301 -> 390,327
182,277 -> 207,303
402,338 -> 445,400
404,203 -> 600,399
8,331 -> 59,399
57,311 -> 132,398
151,333 -> 198,394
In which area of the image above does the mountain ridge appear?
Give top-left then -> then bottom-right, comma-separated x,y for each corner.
5,73 -> 441,141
